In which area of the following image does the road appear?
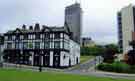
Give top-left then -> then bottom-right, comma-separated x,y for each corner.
64,56 -> 135,80
65,56 -> 103,72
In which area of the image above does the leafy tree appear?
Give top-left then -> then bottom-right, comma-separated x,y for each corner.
102,44 -> 119,63
81,45 -> 105,56
105,44 -> 119,53
103,47 -> 116,63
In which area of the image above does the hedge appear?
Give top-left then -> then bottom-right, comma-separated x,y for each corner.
97,62 -> 135,73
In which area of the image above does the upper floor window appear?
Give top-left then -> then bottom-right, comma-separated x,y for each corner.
8,36 -> 12,40
44,33 -> 50,39
12,35 -> 15,40
24,34 -> 28,40
15,42 -> 19,49
44,41 -> 50,49
5,36 -> 8,40
23,42 -> 28,49
35,34 -> 40,39
16,35 -> 20,40
7,43 -> 12,49
54,41 -> 60,48
35,42 -> 40,49
28,42 -> 33,49
54,33 -> 60,39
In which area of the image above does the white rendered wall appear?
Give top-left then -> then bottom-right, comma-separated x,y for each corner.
50,51 -> 53,66
60,51 -> 69,67
121,5 -> 134,53
60,40 -> 80,67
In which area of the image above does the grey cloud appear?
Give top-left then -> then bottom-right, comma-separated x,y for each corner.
0,0 -> 130,44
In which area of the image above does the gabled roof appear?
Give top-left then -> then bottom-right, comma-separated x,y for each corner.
5,23 -> 71,34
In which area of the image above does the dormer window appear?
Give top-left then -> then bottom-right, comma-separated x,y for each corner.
35,33 -> 40,39
44,33 -> 49,39
24,34 -> 28,39
54,33 -> 60,39
8,35 -> 12,40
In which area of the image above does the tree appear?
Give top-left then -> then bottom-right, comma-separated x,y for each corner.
103,47 -> 116,63
81,45 -> 105,56
105,44 -> 119,53
102,44 -> 118,63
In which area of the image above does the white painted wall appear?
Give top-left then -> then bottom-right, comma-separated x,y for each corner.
60,51 -> 69,67
69,40 -> 80,66
121,5 -> 134,53
50,51 -> 53,66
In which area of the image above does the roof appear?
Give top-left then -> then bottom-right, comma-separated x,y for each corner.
5,23 -> 71,34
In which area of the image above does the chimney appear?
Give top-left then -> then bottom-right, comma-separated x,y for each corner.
29,25 -> 33,30
34,23 -> 40,31
22,24 -> 26,30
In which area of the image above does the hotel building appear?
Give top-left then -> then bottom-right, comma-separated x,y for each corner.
2,3 -> 82,68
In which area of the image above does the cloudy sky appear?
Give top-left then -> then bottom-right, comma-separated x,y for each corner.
0,0 -> 135,44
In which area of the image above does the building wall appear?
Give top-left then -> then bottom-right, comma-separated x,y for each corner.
117,12 -> 123,52
3,29 -> 80,68
65,3 -> 82,44
69,40 -> 80,65
120,5 -> 134,53
60,40 -> 80,67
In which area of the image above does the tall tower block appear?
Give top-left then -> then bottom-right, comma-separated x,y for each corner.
65,3 -> 82,44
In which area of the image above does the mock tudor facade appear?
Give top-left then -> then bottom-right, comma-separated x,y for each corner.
3,23 -> 80,68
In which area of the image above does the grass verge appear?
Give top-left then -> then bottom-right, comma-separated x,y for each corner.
0,68 -> 134,81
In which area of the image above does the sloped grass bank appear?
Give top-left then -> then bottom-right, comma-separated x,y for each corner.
0,68 -> 133,81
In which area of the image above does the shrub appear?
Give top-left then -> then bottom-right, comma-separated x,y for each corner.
111,62 -> 130,73
97,62 -> 135,73
97,63 -> 113,71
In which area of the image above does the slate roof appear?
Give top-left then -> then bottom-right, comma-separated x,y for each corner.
5,23 -> 71,34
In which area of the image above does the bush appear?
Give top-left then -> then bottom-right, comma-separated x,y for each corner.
111,62 -> 130,73
97,62 -> 135,73
81,46 -> 105,56
97,63 -> 113,71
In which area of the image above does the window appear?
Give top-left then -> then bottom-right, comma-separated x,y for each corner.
28,42 -> 33,49
16,35 -> 20,40
20,35 -> 23,40
35,34 -> 40,39
44,33 -> 50,39
15,42 -> 19,49
54,33 -> 60,39
54,41 -> 60,48
5,36 -> 8,40
8,36 -> 12,40
44,41 -> 50,49
7,43 -> 12,49
28,35 -> 31,39
35,42 -> 40,49
23,42 -> 28,49
24,34 -> 28,39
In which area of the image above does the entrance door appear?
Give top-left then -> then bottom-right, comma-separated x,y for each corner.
53,51 -> 60,68
33,51 -> 40,66
43,51 -> 50,67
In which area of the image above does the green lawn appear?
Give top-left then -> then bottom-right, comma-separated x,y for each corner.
80,56 -> 94,63
0,69 -> 133,81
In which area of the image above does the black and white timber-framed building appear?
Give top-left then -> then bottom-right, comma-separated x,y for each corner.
1,3 -> 82,68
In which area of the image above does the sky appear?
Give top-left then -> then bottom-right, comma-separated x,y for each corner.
0,0 -> 135,44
